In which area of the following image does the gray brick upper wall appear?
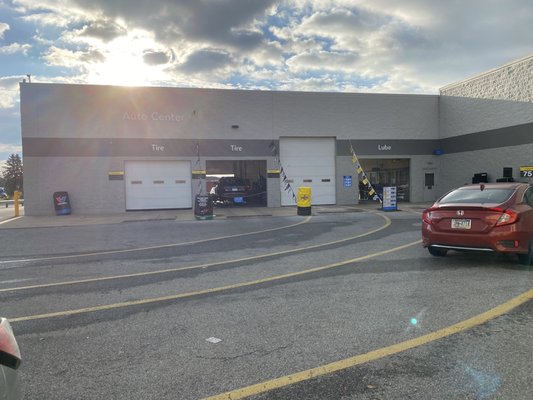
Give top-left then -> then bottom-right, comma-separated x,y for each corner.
439,55 -> 533,138
440,55 -> 533,102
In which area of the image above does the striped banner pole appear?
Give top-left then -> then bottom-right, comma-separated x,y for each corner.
349,141 -> 382,204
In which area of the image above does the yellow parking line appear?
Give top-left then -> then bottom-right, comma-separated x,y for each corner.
1,213 -> 391,293
202,287 -> 533,400
0,216 -> 312,265
8,238 -> 418,323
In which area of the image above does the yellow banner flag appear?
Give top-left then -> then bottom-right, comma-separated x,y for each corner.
362,178 -> 369,185
357,166 -> 363,174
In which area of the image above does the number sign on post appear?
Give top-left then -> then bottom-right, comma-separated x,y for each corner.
520,166 -> 533,178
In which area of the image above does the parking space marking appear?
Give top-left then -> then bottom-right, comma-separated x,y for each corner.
8,237 -> 418,323
0,216 -> 312,265
0,216 -> 23,226
202,288 -> 533,400
1,213 -> 391,293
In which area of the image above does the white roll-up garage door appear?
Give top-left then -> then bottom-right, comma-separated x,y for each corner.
125,161 -> 192,210
280,137 -> 336,206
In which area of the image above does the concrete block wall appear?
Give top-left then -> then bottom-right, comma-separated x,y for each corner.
409,155 -> 442,202
439,96 -> 533,138
438,55 -> 533,196
440,55 -> 533,102
439,55 -> 533,138
21,83 -> 439,142
439,144 -> 533,192
335,156 -> 359,205
273,92 -> 439,140
24,156 -> 129,215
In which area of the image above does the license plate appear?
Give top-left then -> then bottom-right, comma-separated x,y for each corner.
451,219 -> 471,229
234,197 -> 243,203
231,188 -> 238,191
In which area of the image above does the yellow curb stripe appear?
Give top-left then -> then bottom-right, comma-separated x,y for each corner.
202,287 -> 533,400
1,213 -> 391,293
0,216 -> 312,265
8,237 -> 417,323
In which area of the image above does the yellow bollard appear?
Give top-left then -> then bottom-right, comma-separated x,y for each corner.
297,186 -> 312,216
14,191 -> 20,217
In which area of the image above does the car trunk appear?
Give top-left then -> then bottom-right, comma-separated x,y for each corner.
429,206 -> 504,234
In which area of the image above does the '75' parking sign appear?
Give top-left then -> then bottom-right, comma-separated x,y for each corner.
520,166 -> 533,178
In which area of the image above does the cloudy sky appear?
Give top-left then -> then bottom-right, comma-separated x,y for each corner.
1,0 -> 533,168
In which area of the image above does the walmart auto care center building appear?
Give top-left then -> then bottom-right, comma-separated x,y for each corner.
20,55 -> 533,215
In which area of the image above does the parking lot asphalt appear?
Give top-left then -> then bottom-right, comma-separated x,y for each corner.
2,205 -> 533,399
0,202 -> 431,229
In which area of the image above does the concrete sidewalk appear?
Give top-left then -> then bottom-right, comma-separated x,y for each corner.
0,202 -> 430,229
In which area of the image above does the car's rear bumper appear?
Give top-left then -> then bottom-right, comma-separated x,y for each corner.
422,223 -> 530,254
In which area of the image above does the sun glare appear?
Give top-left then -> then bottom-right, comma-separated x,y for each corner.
88,32 -> 169,87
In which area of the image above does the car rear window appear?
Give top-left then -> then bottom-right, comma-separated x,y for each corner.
220,178 -> 247,186
439,188 -> 515,204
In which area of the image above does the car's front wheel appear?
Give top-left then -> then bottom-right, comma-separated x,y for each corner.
428,246 -> 448,257
517,237 -> 532,266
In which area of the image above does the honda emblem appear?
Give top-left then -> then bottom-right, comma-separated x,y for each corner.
457,210 -> 464,216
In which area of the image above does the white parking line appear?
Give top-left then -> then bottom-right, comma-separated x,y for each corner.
0,216 -> 23,226
0,216 -> 312,265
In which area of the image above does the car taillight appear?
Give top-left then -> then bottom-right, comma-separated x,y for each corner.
0,318 -> 21,370
422,208 -> 437,224
492,208 -> 519,226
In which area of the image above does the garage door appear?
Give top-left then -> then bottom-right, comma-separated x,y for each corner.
125,161 -> 192,210
280,138 -> 336,206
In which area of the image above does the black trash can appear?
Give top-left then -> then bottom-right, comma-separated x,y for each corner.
194,194 -> 213,220
53,191 -> 71,215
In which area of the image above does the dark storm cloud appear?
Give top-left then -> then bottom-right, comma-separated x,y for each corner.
177,49 -> 232,73
79,20 -> 127,42
79,49 -> 105,63
143,50 -> 172,65
71,0 -> 277,49
228,30 -> 264,50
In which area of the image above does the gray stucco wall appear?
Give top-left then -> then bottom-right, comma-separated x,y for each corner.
439,144 -> 533,192
21,83 -> 440,215
439,55 -> 533,138
437,55 -> 533,197
24,156 -> 130,215
410,156 -> 442,203
20,83 -> 440,141
335,157 -> 359,205
273,92 -> 438,140
439,96 -> 533,138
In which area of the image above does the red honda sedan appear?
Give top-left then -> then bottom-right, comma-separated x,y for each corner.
422,182 -> 533,265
